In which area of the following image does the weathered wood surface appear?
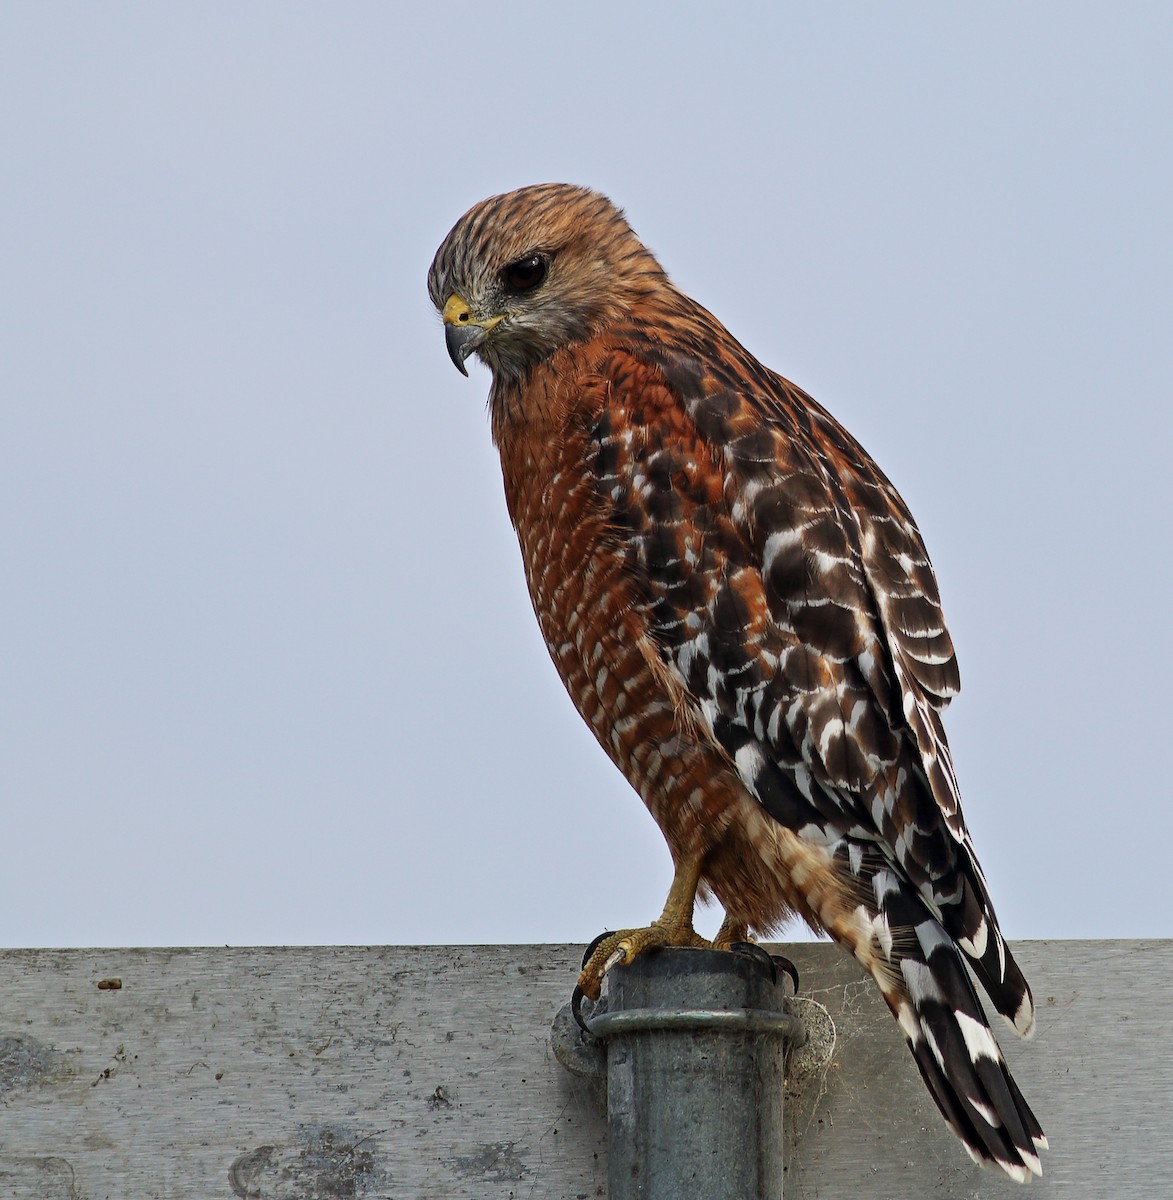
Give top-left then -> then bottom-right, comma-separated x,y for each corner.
0,940 -> 1167,1198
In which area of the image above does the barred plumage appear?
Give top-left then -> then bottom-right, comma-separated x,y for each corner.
429,183 -> 1046,1180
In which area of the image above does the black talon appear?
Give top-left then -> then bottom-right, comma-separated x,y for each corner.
581,929 -> 614,969
729,940 -> 777,983
571,984 -> 593,1035
770,954 -> 800,994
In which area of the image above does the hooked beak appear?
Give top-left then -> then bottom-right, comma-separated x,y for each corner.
442,293 -> 503,376
444,322 -> 486,376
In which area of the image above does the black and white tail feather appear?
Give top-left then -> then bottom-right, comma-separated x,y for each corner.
847,840 -> 1048,1182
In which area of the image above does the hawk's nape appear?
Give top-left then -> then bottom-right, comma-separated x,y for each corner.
428,183 -> 1046,1181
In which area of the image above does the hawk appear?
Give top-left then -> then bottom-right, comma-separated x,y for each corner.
428,184 -> 1046,1180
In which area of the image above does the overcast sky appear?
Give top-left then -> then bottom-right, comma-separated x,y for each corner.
2,5 -> 1170,949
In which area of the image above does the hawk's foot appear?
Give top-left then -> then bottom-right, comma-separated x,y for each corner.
713,914 -> 750,948
576,919 -> 711,1002
712,914 -> 799,992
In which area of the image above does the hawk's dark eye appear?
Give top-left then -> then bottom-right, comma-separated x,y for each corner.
503,254 -> 548,293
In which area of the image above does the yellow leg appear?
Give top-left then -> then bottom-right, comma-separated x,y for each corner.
577,851 -> 710,1000
713,913 -> 750,948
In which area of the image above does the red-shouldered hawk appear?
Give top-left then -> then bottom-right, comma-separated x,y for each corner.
428,184 -> 1046,1180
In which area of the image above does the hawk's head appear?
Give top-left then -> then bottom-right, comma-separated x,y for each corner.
428,183 -> 666,380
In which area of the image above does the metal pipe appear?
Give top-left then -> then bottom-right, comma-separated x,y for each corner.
578,946 -> 800,1200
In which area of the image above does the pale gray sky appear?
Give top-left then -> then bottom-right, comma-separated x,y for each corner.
2,4 -> 1170,948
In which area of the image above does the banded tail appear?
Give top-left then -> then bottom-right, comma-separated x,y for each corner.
847,842 -> 1048,1181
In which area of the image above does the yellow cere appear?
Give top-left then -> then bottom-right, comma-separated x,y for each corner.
443,293 -> 505,331
442,294 -> 473,325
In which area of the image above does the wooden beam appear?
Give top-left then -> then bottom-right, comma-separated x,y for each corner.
0,940 -> 1167,1197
